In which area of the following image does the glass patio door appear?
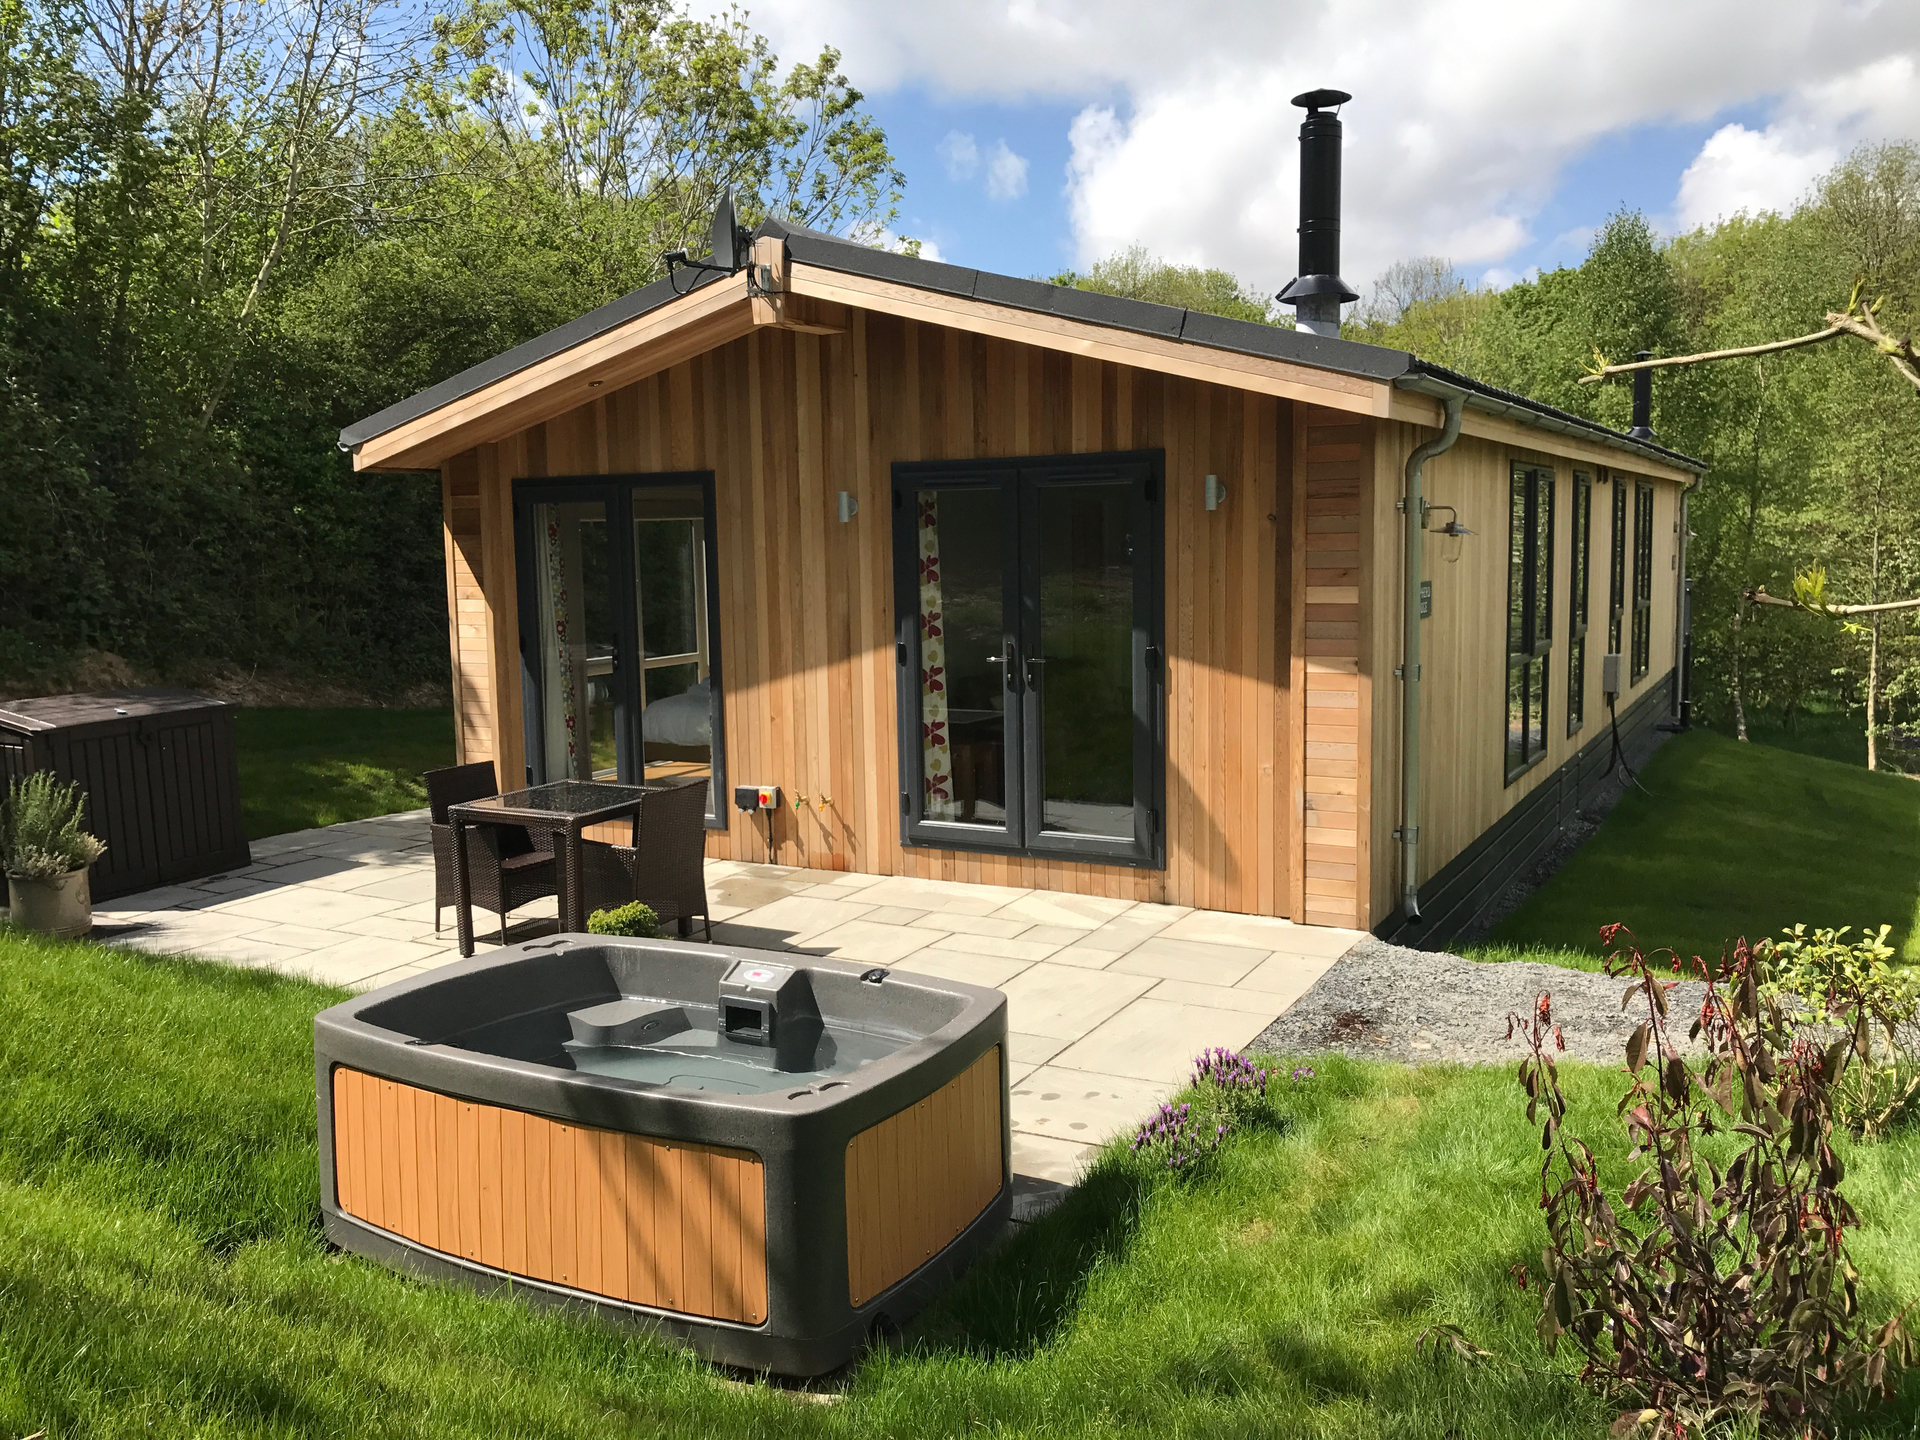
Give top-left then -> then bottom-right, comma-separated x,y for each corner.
527,497 -> 623,782
895,453 -> 1163,868
515,475 -> 725,820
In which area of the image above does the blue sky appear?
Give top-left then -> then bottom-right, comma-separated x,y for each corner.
726,2 -> 1920,308
871,91 -> 1798,290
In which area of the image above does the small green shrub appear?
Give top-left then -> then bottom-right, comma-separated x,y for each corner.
1763,922 -> 1920,1138
1,772 -> 106,880
586,901 -> 660,938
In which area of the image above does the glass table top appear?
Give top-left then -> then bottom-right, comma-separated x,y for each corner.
455,781 -> 648,818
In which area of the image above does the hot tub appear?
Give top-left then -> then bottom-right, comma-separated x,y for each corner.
313,936 -> 1009,1375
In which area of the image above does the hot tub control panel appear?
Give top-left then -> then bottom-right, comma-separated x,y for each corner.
719,959 -> 814,1048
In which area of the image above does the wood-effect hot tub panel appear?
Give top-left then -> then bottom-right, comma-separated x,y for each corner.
844,1046 -> 1003,1307
330,1067 -> 767,1324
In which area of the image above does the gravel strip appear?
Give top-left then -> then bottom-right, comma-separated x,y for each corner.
1253,936 -> 1709,1067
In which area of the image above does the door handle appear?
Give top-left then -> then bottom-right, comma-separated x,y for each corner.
987,638 -> 1020,692
1025,655 -> 1047,690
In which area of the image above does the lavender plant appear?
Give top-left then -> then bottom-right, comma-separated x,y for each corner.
1129,1048 -> 1303,1173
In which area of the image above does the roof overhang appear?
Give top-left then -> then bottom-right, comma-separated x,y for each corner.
340,220 -> 1711,481
1392,373 -> 1705,483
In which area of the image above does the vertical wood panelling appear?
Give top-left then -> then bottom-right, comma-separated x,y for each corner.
844,1047 -> 1003,1307
443,450 -> 491,766
331,1068 -> 767,1324
447,314 -> 1297,918
1299,407 -> 1370,928
1364,425 -> 1687,922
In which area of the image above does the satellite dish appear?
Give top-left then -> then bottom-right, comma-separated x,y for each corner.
709,190 -> 740,271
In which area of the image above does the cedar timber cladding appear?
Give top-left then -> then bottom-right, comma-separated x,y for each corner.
843,1046 -> 1004,1306
438,314 -> 1301,918
1298,407 -> 1371,929
330,1068 -> 768,1324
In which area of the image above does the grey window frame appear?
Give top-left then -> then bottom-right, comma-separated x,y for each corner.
511,470 -> 728,827
1505,462 -> 1555,784
1631,481 -> 1654,682
891,449 -> 1167,869
1608,472 -> 1628,657
1567,472 -> 1592,736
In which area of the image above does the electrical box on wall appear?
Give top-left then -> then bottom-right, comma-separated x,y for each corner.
1602,653 -> 1622,697
1418,580 -> 1432,619
733,784 -> 782,812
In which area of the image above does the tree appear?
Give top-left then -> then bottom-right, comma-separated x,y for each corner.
1053,245 -> 1276,324
1342,256 -> 1492,372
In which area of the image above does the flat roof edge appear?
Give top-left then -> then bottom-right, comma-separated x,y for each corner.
1396,369 -> 1707,474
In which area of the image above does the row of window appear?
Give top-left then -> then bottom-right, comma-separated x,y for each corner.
1505,465 -> 1653,782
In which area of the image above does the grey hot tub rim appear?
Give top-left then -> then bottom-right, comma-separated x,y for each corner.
314,935 -> 1012,1375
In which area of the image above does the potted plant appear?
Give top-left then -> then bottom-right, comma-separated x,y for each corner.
2,772 -> 107,938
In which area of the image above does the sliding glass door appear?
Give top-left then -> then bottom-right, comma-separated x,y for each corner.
895,452 -> 1164,867
514,474 -> 725,822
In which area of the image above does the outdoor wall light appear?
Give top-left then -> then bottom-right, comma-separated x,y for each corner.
838,491 -> 858,523
1204,473 -> 1227,511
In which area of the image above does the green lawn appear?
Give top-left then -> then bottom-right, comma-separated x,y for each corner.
1472,729 -> 1920,970
235,707 -> 453,839
5,929 -> 1920,1437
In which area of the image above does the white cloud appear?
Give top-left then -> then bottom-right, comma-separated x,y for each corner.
700,1 -> 1920,293
1673,56 -> 1920,229
936,129 -> 979,182
985,140 -> 1029,200
1675,124 -> 1838,230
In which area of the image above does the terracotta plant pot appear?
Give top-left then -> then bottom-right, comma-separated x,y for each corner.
7,867 -> 93,938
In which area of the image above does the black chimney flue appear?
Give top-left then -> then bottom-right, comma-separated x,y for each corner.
1628,350 -> 1655,440
1277,88 -> 1358,338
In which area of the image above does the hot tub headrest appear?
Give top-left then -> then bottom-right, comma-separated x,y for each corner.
566,998 -> 692,1048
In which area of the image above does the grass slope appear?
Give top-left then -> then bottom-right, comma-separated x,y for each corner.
4,929 -> 1920,1437
235,707 -> 453,839
1478,729 -> 1920,968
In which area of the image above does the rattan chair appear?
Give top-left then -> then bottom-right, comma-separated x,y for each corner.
578,776 -> 714,940
426,762 -> 557,943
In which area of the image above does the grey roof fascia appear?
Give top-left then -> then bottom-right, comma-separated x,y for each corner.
335,267 -> 728,453
1396,366 -> 1708,475
338,212 -> 1710,478
772,218 -> 1410,375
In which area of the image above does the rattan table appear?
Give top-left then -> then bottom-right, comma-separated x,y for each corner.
448,781 -> 651,957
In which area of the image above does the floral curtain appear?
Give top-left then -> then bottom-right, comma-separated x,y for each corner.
917,495 -> 956,820
544,515 -> 581,779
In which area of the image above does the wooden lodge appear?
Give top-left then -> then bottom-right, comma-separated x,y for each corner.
341,220 -> 1705,943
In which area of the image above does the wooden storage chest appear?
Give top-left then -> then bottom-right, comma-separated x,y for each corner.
0,688 -> 251,900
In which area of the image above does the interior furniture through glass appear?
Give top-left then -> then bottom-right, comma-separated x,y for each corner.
515,475 -> 724,821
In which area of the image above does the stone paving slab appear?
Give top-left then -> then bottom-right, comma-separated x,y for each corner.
92,808 -> 1364,1188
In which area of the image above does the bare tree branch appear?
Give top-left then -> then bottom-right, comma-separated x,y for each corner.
1749,589 -> 1920,617
1578,297 -> 1920,395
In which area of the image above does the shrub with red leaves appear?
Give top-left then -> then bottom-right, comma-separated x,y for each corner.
1509,924 -> 1914,1438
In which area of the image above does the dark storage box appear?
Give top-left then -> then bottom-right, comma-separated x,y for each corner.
0,688 -> 250,900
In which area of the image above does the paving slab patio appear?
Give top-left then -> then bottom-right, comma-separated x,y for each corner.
93,809 -> 1364,1185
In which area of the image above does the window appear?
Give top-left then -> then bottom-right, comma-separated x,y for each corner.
894,451 -> 1165,868
514,473 -> 726,823
1505,463 -> 1555,781
1608,473 -> 1627,657
1567,473 -> 1592,736
1631,482 -> 1654,682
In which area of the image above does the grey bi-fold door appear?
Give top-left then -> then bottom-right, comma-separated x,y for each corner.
893,451 -> 1165,869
